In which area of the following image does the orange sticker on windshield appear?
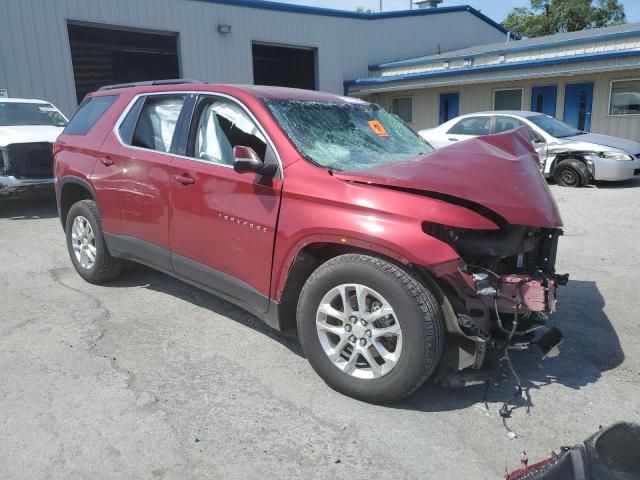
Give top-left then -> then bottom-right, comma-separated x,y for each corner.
368,120 -> 389,137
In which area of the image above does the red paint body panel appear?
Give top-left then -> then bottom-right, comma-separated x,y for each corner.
95,132 -> 174,249
168,158 -> 282,304
334,127 -> 563,229
270,158 -> 499,300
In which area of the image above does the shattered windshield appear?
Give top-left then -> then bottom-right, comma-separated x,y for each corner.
264,99 -> 432,171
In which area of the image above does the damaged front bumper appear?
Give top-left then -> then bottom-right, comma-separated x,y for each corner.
428,226 -> 569,373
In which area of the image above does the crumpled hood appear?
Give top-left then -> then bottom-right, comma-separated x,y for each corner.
334,127 -> 563,228
0,125 -> 64,147
554,132 -> 640,155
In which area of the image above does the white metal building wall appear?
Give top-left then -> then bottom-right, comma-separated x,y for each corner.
0,0 -> 506,115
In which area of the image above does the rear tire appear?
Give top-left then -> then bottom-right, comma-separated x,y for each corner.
65,200 -> 123,284
553,159 -> 590,187
297,254 -> 444,403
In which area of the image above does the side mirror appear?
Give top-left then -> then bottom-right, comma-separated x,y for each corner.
232,145 -> 277,177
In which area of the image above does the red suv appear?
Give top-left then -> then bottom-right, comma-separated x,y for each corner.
54,80 -> 567,403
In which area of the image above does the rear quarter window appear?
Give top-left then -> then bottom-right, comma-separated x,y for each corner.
63,95 -> 118,135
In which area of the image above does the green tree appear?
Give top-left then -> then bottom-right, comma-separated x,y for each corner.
502,0 -> 625,37
356,6 -> 373,13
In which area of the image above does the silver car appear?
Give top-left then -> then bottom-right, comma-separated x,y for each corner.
419,111 -> 640,187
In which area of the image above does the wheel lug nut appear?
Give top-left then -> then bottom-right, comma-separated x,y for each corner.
349,335 -> 356,343
349,316 -> 357,323
359,338 -> 367,346
361,320 -> 367,326
365,330 -> 371,338
344,324 -> 352,332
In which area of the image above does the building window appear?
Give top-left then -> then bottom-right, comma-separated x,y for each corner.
609,79 -> 640,115
391,97 -> 412,123
494,89 -> 522,110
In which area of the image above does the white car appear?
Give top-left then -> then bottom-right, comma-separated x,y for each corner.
418,111 -> 640,187
0,98 -> 68,194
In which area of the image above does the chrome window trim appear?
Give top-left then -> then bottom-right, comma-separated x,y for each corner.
112,90 -> 284,177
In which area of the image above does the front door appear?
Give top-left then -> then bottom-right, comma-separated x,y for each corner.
439,93 -> 459,124
169,94 -> 282,311
564,82 -> 593,132
531,85 -> 557,116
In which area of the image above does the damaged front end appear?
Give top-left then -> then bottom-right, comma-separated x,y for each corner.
428,222 -> 568,372
336,128 -> 570,373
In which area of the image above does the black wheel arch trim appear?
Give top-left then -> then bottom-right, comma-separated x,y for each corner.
550,151 -> 594,178
57,176 -> 98,229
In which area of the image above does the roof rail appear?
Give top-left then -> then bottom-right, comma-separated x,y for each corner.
97,79 -> 205,91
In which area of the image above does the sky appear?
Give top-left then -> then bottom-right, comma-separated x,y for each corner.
267,0 -> 640,24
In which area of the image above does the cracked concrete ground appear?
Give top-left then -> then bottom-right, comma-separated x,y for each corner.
1,181 -> 639,480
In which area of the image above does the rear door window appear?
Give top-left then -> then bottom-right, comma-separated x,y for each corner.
128,95 -> 186,153
494,116 -> 541,142
494,116 -> 526,133
64,95 -> 118,135
447,116 -> 491,136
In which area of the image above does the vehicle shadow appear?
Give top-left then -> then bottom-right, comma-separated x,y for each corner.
0,193 -> 58,220
109,267 -> 622,412
108,263 -> 304,357
593,177 -> 640,189
395,279 -> 623,413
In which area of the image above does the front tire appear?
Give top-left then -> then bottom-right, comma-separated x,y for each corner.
553,159 -> 590,187
297,254 -> 445,403
65,199 -> 123,284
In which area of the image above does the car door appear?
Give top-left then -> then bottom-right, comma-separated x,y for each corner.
168,94 -> 283,312
443,116 -> 492,146
95,93 -> 189,270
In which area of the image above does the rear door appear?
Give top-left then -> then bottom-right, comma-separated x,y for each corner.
95,93 -> 189,270
168,94 -> 283,311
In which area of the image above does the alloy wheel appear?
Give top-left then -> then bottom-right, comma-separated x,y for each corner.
71,215 -> 96,269
315,284 -> 403,379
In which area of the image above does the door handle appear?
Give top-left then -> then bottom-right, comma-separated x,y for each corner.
448,137 -> 459,141
99,156 -> 113,166
173,174 -> 195,186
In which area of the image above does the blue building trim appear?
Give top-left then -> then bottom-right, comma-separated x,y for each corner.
346,49 -> 640,90
370,27 -> 640,71
192,1 -> 507,33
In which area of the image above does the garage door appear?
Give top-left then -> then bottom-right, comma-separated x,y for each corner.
67,22 -> 180,104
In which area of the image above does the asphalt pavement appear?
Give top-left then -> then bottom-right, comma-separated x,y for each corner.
1,180 -> 639,479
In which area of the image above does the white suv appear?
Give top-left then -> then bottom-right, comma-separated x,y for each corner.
0,98 -> 67,194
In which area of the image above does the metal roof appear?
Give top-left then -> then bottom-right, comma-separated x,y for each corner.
372,22 -> 640,70
193,0 -> 507,33
346,49 -> 640,91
